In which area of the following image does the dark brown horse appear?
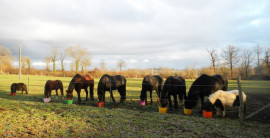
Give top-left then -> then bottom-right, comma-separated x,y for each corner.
44,80 -> 64,99
66,74 -> 94,103
11,83 -> 28,94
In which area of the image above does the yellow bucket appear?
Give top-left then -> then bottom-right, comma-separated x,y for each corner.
184,108 -> 192,115
158,106 -> 168,114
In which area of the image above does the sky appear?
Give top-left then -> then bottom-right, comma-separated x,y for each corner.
0,0 -> 269,71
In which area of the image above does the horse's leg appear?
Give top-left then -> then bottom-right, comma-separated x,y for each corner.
55,89 -> 59,100
84,88 -> 88,101
60,87 -> 64,99
110,90 -> 116,102
90,85 -> 94,101
168,95 -> 172,108
200,95 -> 205,112
77,89 -> 82,104
173,94 -> 178,109
150,90 -> 153,105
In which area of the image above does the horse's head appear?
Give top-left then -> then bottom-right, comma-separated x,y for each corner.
184,97 -> 194,109
140,91 -> 146,101
160,98 -> 167,108
202,100 -> 215,112
66,90 -> 73,100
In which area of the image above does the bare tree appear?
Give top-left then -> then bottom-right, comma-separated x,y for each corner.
26,57 -> 31,70
222,45 -> 240,78
100,59 -> 106,72
45,56 -> 52,71
81,58 -> 91,73
66,45 -> 90,73
241,49 -> 254,77
50,47 -> 58,73
207,49 -> 218,73
22,56 -> 27,69
117,60 -> 126,74
254,45 -> 263,73
264,48 -> 270,74
0,46 -> 13,73
60,52 -> 66,72
22,56 -> 31,70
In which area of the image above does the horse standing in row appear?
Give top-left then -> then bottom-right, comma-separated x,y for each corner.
66,74 -> 94,104
160,76 -> 186,109
184,74 -> 228,111
98,74 -> 127,103
140,75 -> 163,105
10,83 -> 28,94
44,80 -> 64,99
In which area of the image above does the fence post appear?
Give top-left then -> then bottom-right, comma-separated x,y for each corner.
237,76 -> 244,125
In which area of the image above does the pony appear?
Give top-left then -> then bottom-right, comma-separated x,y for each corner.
66,74 -> 94,104
160,76 -> 186,109
184,74 -> 228,111
97,74 -> 126,103
203,90 -> 247,117
44,80 -> 64,99
10,83 -> 28,94
140,75 -> 163,105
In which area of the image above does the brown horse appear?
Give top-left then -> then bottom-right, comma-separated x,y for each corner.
11,83 -> 28,94
44,80 -> 64,99
66,74 -> 94,103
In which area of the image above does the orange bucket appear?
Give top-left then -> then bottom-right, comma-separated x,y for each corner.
158,106 -> 167,114
97,102 -> 104,107
203,110 -> 213,118
184,108 -> 192,115
10,93 -> 16,96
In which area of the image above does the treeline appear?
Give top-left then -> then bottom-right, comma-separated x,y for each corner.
0,45 -> 269,80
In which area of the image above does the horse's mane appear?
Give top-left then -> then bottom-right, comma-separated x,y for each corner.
208,90 -> 222,104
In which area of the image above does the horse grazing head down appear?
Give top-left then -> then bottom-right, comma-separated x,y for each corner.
202,90 -> 247,117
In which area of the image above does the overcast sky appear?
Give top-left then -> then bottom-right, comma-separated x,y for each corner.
0,0 -> 269,70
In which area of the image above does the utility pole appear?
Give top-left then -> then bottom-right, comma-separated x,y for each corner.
19,42 -> 22,79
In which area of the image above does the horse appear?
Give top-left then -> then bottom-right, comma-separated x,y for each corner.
10,83 -> 28,94
160,76 -> 186,109
44,80 -> 64,99
97,74 -> 126,103
140,75 -> 163,105
66,74 -> 94,104
202,90 -> 247,117
184,74 -> 228,111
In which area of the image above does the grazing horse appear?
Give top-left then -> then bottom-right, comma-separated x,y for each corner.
203,90 -> 247,117
98,74 -> 126,103
184,74 -> 228,111
140,75 -> 163,105
66,74 -> 94,103
44,80 -> 64,99
160,76 -> 186,109
10,83 -> 28,94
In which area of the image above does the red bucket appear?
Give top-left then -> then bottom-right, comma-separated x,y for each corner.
97,102 -> 104,107
203,110 -> 213,118
10,93 -> 16,96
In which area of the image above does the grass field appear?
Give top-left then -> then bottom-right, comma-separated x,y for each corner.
0,75 -> 269,137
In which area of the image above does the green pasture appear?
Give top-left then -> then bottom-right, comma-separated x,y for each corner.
0,75 -> 269,137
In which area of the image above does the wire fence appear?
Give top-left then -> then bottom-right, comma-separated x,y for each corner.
0,76 -> 269,119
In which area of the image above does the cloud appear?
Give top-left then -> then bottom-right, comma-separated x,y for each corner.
1,0 -> 270,70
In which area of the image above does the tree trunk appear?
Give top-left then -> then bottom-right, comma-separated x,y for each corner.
76,60 -> 79,73
53,61 -> 56,73
61,60 -> 64,72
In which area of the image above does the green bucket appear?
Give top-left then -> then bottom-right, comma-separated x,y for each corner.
66,99 -> 73,104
